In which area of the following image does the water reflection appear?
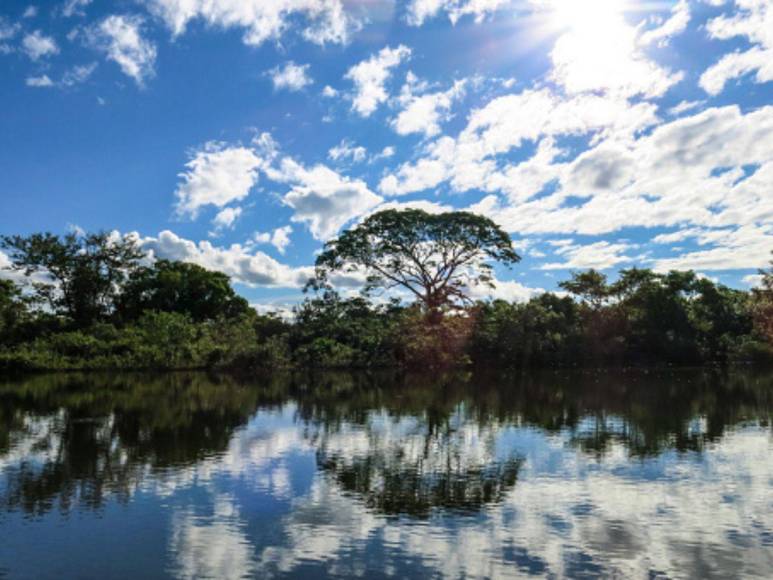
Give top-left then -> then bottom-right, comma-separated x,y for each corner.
0,369 -> 771,578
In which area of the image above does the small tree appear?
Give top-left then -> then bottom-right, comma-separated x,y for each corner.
559,270 -> 610,310
0,279 -> 28,341
311,209 -> 520,318
752,255 -> 773,345
0,231 -> 144,327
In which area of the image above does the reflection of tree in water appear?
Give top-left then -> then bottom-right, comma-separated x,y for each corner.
0,372 -> 281,516
315,424 -> 523,518
0,368 -> 771,518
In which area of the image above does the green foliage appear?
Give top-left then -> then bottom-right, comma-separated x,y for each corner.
1,231 -> 144,327
313,209 -> 520,313
117,260 -> 250,322
751,255 -> 773,346
0,227 -> 771,372
0,279 -> 28,343
289,291 -> 400,368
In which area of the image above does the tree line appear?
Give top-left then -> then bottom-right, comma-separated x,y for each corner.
0,209 -> 771,371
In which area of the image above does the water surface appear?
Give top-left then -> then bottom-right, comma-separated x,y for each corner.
0,370 -> 771,579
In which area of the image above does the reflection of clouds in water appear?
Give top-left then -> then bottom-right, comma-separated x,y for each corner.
0,414 -> 64,472
169,494 -> 257,580
213,409 -> 772,579
142,405 -> 314,498
31,402 -> 762,579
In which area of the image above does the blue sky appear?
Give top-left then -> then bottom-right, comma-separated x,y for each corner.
1,0 -> 771,309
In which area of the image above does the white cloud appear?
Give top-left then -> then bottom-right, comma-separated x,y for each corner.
0,18 -> 19,53
345,45 -> 411,117
147,0 -> 353,47
742,273 -> 764,288
392,76 -> 466,137
467,277 -> 544,302
26,75 -> 54,87
25,63 -> 97,89
22,30 -> 59,60
62,0 -> 92,18
269,158 -> 383,240
406,0 -> 509,26
700,0 -> 773,95
211,206 -> 243,231
174,143 -> 264,219
269,61 -> 312,92
87,15 -> 156,86
252,226 -> 293,254
139,230 -> 312,288
638,0 -> 691,47
540,241 -> 636,270
139,229 -> 364,289
668,100 -> 705,116
328,139 -> 367,164
322,85 -> 338,97
549,13 -> 683,99
652,224 -> 773,271
22,6 -> 38,19
380,88 -> 659,197
61,62 -> 98,86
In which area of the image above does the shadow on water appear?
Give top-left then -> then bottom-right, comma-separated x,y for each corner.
0,367 -> 771,520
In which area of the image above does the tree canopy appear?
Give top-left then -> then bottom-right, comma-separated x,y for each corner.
0,231 -> 144,327
117,259 -> 250,322
312,209 -> 520,313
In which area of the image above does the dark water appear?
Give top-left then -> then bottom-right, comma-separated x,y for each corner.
0,370 -> 771,579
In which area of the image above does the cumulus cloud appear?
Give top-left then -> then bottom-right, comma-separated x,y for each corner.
549,13 -> 683,98
380,88 -> 659,197
700,0 -> 773,95
174,143 -> 264,219
139,230 -> 312,288
268,158 -> 383,240
252,226 -> 293,254
87,15 -> 156,86
406,0 -> 510,26
269,61 -> 312,92
540,241 -> 637,270
210,206 -> 243,232
139,230 -> 364,289
22,30 -> 59,60
651,224 -> 773,271
147,0 -> 353,47
345,45 -> 411,117
638,0 -> 691,47
467,277 -> 544,302
392,76 -> 467,137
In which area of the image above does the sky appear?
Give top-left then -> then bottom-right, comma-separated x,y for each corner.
0,0 -> 771,310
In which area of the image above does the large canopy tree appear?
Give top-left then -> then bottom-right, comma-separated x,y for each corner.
311,209 -> 520,314
0,231 -> 144,327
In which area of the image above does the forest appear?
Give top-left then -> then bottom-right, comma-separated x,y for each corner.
0,209 -> 772,372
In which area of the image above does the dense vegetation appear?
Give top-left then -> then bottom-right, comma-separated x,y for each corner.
0,216 -> 772,371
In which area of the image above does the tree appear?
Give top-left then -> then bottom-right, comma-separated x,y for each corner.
0,279 -> 28,341
559,270 -> 610,310
117,260 -> 250,322
0,231 -> 144,327
750,255 -> 773,345
311,209 -> 520,316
